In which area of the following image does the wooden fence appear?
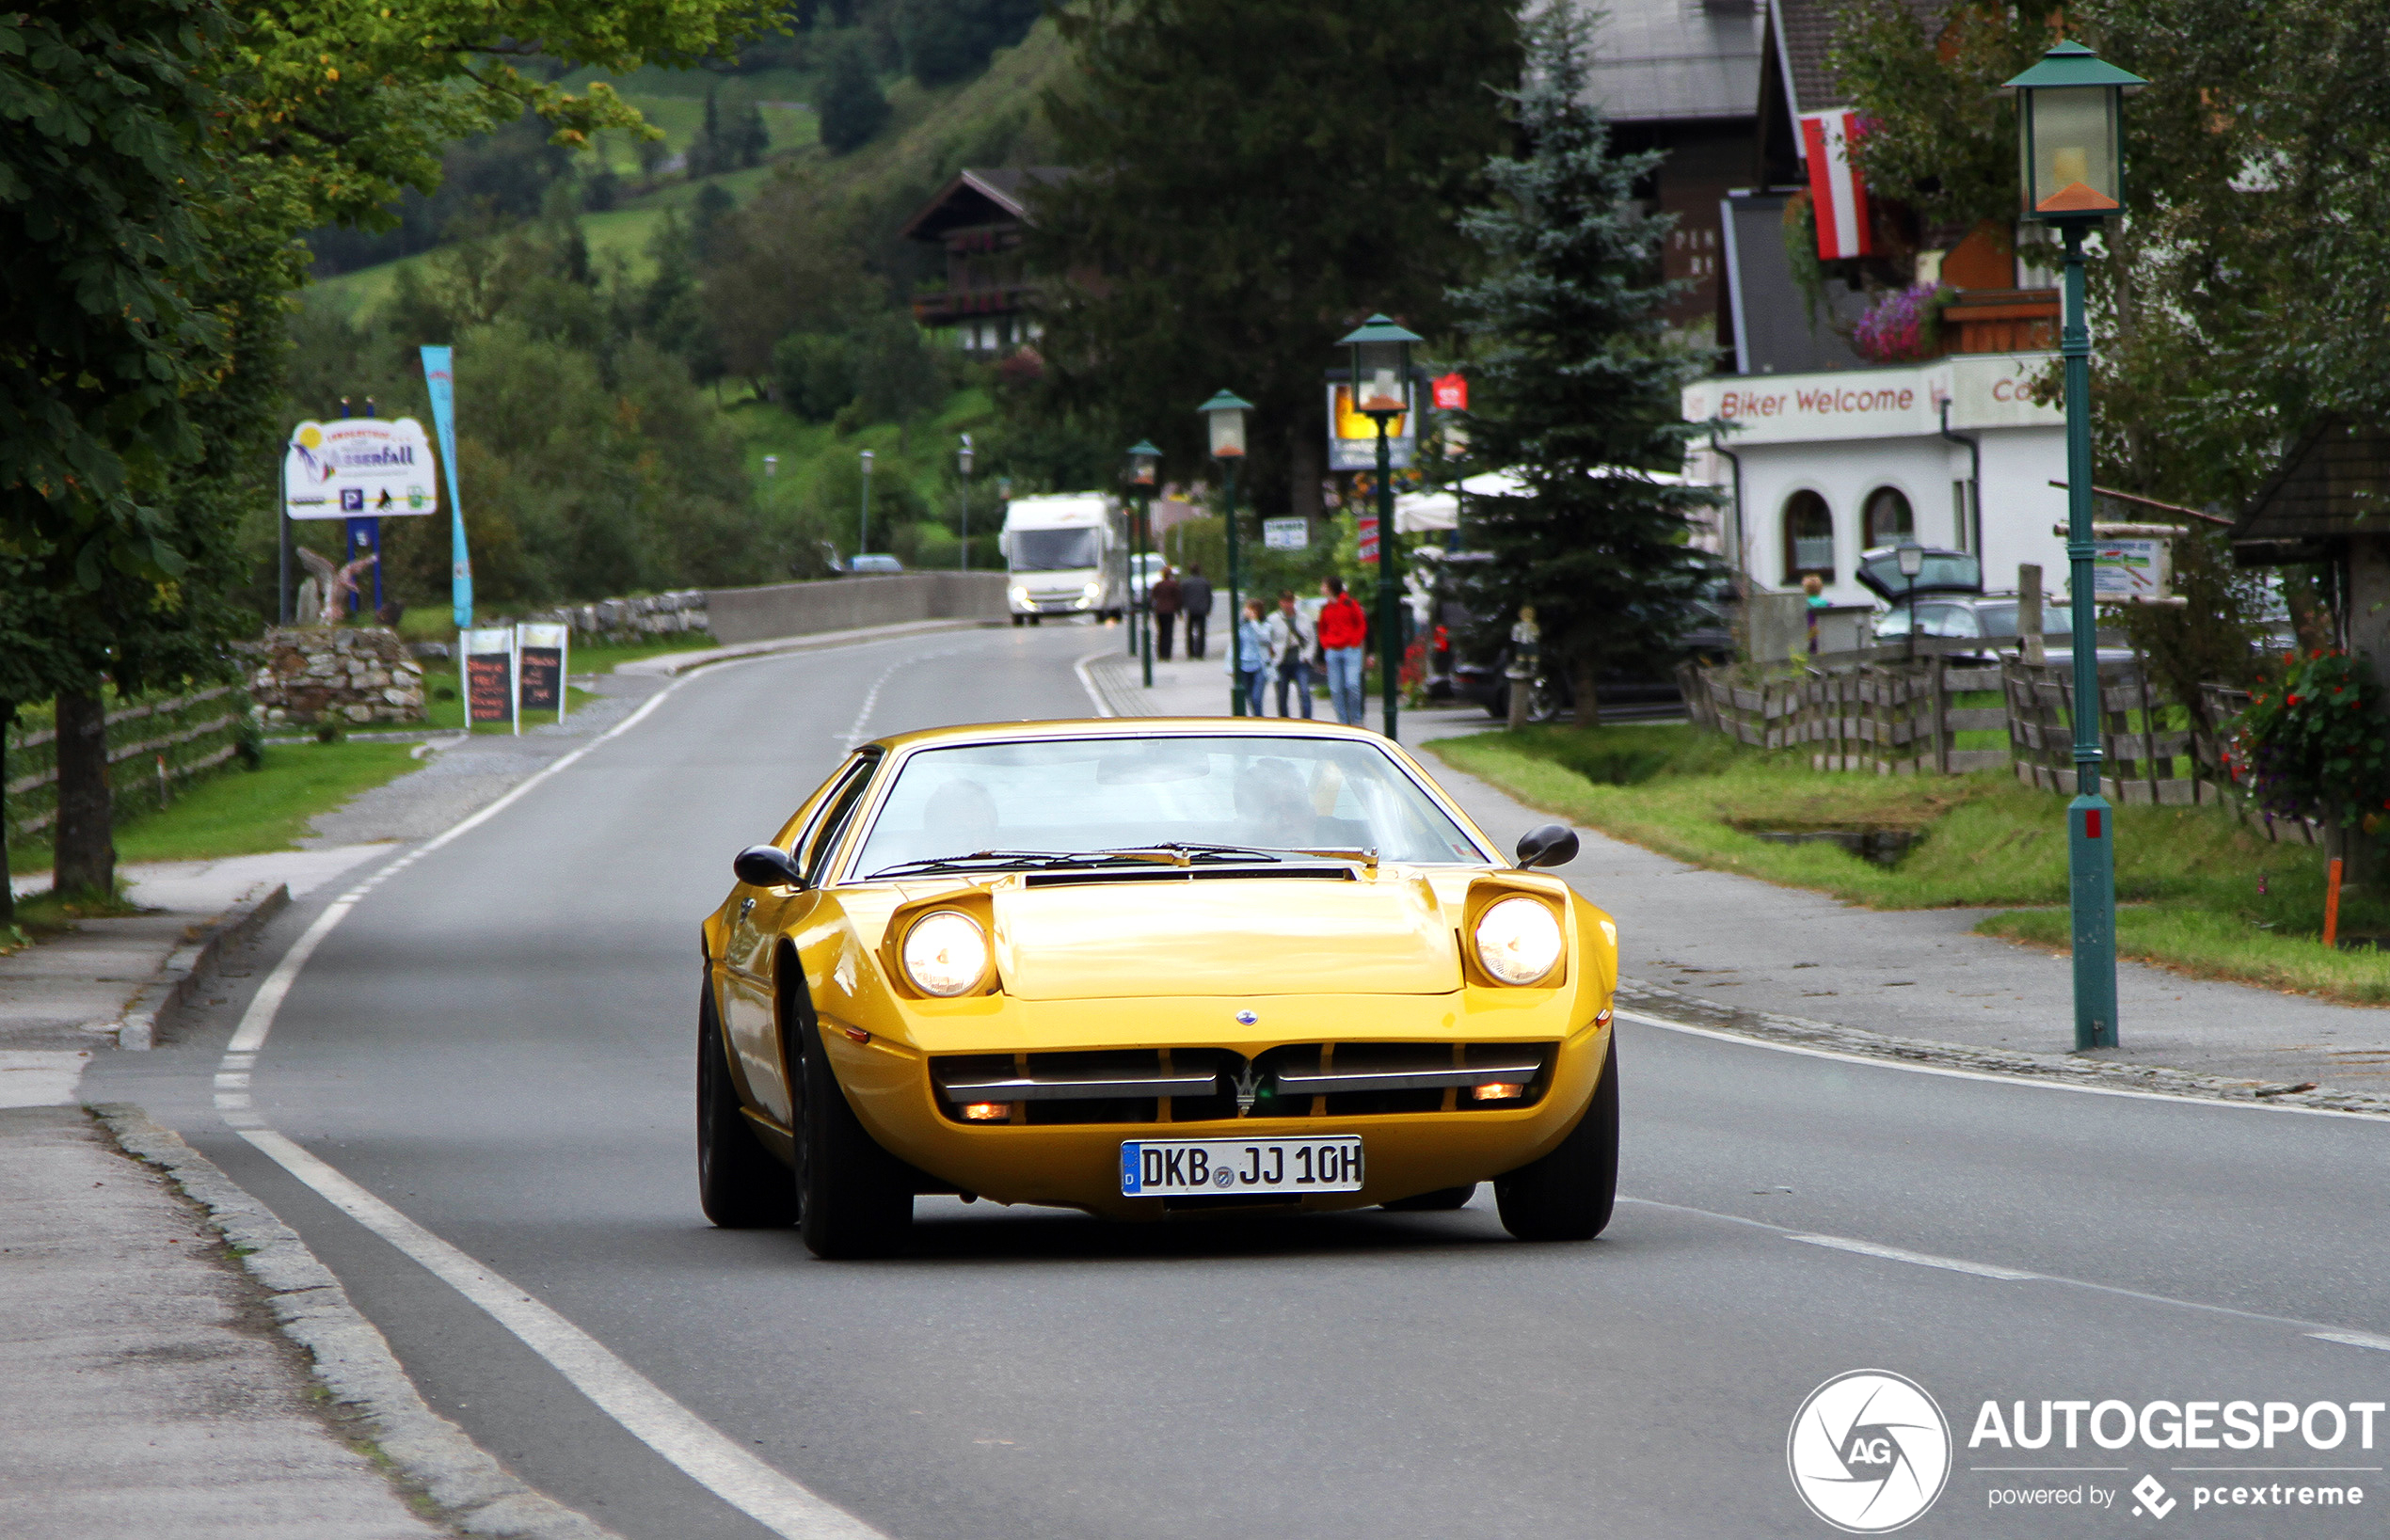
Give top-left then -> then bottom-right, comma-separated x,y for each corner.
1682,655 -> 2330,843
1678,654 -> 2008,775
5,686 -> 249,846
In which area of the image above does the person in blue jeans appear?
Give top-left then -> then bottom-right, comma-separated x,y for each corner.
1316,576 -> 1368,727
1233,597 -> 1269,716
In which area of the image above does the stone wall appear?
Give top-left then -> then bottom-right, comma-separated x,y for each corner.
247,627 -> 426,725
525,591 -> 710,644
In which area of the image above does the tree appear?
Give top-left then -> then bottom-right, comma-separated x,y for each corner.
1447,5 -> 1717,727
818,37 -> 891,153
1026,0 -> 1517,519
701,171 -> 881,384
773,333 -> 858,421
900,0 -> 1042,87
852,314 -> 945,450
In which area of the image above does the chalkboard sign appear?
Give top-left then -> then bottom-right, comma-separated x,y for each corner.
517,622 -> 567,714
461,627 -> 515,731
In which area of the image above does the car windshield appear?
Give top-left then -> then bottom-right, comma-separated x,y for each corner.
851,736 -> 1487,877
1010,528 -> 1103,571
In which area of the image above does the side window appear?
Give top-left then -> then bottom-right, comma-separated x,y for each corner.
1782,491 -> 1834,583
803,754 -> 881,885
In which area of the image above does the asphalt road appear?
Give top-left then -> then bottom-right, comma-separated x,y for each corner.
97,624 -> 2390,1540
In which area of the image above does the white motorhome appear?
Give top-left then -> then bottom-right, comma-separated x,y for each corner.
998,493 -> 1127,625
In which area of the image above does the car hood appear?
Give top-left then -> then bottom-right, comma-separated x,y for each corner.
991,874 -> 1460,999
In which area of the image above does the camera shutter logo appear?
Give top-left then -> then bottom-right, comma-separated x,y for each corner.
1787,1371 -> 1951,1532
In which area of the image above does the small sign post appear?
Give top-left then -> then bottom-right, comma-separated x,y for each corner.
461,627 -> 518,735
1262,517 -> 1309,551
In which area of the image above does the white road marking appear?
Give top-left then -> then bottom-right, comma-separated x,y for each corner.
1072,650 -> 1115,717
1616,1007 -> 2390,1122
1790,1232 -> 2039,1280
209,639 -> 988,1538
238,1128 -> 887,1540
2308,1331 -> 2390,1354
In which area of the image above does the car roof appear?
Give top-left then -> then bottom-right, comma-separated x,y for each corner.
860,717 -> 1401,754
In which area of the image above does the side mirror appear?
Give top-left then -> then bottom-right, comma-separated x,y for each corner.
733,844 -> 806,890
1514,823 -> 1579,870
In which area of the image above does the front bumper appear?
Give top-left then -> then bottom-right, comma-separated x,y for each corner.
822,995 -> 1613,1218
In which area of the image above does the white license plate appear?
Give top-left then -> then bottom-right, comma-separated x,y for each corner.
1120,1136 -> 1362,1197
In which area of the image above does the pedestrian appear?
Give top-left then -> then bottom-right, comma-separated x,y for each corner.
1232,597 -> 1268,717
1150,565 -> 1182,660
1179,564 -> 1213,659
1802,572 -> 1827,656
1317,575 -> 1367,726
1266,589 -> 1314,719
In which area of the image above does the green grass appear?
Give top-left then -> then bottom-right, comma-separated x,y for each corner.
5,742 -> 422,876
1427,723 -> 2390,1006
419,685 -> 598,733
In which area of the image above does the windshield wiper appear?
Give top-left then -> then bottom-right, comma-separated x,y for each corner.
1091,842 -> 1289,865
867,849 -> 1087,879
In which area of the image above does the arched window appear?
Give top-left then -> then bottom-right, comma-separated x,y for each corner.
1863,485 -> 1915,548
1782,491 -> 1834,582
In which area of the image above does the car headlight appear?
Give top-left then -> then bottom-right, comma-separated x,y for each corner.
901,911 -> 989,996
1009,585 -> 1030,604
1473,897 -> 1562,985
1082,579 -> 1102,598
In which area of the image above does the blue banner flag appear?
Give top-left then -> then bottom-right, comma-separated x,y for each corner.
420,345 -> 472,629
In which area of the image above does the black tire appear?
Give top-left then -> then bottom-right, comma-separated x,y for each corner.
1495,1041 -> 1618,1242
1012,614 -> 1026,627
1381,1183 -> 1476,1212
697,981 -> 796,1229
1028,614 -> 1042,627
795,1013 -> 915,1259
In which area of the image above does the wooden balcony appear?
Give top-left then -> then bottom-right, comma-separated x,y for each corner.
913,282 -> 1038,327
1942,288 -> 2059,355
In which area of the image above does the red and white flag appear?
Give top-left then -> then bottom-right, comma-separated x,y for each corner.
1800,110 -> 1875,260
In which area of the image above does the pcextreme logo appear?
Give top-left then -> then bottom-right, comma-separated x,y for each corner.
1790,1370 -> 1953,1532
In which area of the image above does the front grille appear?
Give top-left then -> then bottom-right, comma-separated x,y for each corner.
930,1042 -> 1553,1125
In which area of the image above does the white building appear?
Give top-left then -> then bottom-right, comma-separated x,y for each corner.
1681,352 -> 2070,609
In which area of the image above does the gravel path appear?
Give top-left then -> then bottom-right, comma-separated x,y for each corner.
297,681 -> 653,849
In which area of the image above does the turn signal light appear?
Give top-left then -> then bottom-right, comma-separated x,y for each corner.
1471,1083 -> 1526,1102
962,1103 -> 1008,1121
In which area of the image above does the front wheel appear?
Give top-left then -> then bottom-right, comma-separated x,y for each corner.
797,1016 -> 915,1259
697,981 -> 796,1229
1495,1040 -> 1617,1242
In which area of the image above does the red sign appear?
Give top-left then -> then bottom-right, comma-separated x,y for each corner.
1431,373 -> 1468,411
1357,515 -> 1379,564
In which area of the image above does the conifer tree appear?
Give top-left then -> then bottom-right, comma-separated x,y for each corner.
817,37 -> 889,153
1449,5 -> 1717,725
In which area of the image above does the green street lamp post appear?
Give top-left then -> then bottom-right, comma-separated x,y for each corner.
2003,40 -> 2146,1052
1198,391 -> 1253,715
1126,440 -> 1161,687
857,448 -> 874,564
1339,314 -> 1423,741
955,435 -> 974,572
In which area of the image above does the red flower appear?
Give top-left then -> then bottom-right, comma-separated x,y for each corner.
2288,694 -> 2301,705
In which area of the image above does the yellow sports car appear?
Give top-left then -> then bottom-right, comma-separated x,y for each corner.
697,718 -> 1617,1258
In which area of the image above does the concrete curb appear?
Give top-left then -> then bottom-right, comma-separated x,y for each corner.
91,1103 -> 625,1540
118,882 -> 293,1052
1616,975 -> 2390,1117
1081,652 -> 1161,719
614,617 -> 1002,678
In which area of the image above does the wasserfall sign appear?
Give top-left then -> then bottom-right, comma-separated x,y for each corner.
1683,355 -> 2063,444
284,419 -> 440,520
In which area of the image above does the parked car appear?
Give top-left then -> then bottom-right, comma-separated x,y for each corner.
1871,594 -> 2133,663
845,553 -> 905,575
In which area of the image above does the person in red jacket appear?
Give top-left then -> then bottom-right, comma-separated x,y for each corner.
1316,576 -> 1368,726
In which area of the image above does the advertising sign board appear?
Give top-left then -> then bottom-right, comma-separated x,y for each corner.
283,420 -> 439,520
1262,517 -> 1309,551
1326,385 -> 1415,472
515,623 -> 568,717
461,627 -> 517,733
1357,515 -> 1379,564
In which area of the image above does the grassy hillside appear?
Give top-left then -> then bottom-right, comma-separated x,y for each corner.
311,24 -> 1067,322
